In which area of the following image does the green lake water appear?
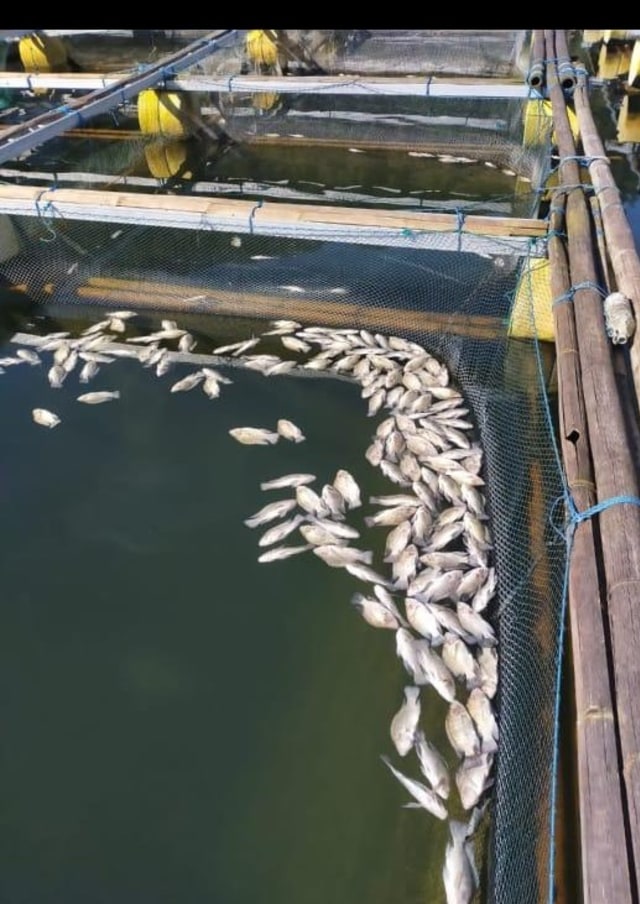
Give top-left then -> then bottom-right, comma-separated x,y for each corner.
0,303 -> 464,903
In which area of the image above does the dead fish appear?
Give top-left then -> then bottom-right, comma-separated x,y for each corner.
413,641 -> 456,701
261,473 -> 316,491
170,371 -> 204,393
213,338 -> 258,355
16,348 -> 41,366
365,505 -> 417,528
455,752 -> 494,811
257,544 -> 312,563
277,419 -> 305,443
333,469 -> 361,509
266,361 -> 298,376
405,597 -> 444,645
442,634 -> 481,689
471,568 -> 497,613
321,484 -> 346,520
258,515 -> 307,547
384,520 -> 413,562
296,485 -> 330,518
280,335 -> 311,354
77,391 -> 120,404
62,350 -> 78,374
445,701 -> 481,759
202,376 -> 221,399
442,819 -> 477,904
476,646 -> 498,699
380,756 -> 447,821
309,518 -> 360,540
300,523 -> 348,547
466,688 -> 499,754
456,603 -> 497,647
32,408 -> 60,428
414,729 -> 450,799
178,333 -> 197,353
244,498 -> 298,529
345,562 -> 393,587
390,686 -> 421,756
79,360 -> 100,384
47,364 -> 66,388
351,592 -> 405,630
312,545 -> 373,568
229,427 -> 280,446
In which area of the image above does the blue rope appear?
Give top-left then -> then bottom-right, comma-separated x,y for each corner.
248,199 -> 263,234
552,280 -> 606,307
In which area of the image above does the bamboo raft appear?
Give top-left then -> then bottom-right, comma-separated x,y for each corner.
541,28 -> 640,904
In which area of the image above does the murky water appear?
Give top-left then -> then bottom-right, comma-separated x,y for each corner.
0,301 -> 472,903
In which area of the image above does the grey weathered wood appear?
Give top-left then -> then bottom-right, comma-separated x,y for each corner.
548,29 -> 640,895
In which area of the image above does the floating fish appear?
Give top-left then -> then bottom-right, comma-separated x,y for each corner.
32,408 -> 60,428
312,545 -> 373,568
466,688 -> 499,754
277,419 -> 305,443
244,498 -> 298,529
258,515 -> 307,548
333,469 -> 361,509
261,473 -> 316,491
476,646 -> 498,699
351,592 -> 404,630
229,427 -> 280,446
445,701 -> 481,759
381,755 -> 447,821
258,544 -> 312,563
77,391 -> 120,404
16,348 -> 41,366
170,371 -> 204,393
442,819 -> 477,904
414,729 -> 450,799
390,686 -> 421,757
456,752 -> 494,811
47,364 -> 66,388
79,360 -> 100,384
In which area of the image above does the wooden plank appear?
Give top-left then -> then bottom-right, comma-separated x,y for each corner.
0,70 -> 532,98
548,30 -> 640,893
65,275 -> 506,340
0,185 -> 547,255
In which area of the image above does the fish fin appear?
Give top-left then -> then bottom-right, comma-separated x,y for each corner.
402,802 -> 422,809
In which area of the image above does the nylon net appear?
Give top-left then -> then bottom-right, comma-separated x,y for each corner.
0,28 -> 567,904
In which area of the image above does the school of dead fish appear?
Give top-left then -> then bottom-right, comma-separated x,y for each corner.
11,312 -> 498,904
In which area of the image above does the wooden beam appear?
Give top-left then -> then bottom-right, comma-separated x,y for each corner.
0,185 -> 547,255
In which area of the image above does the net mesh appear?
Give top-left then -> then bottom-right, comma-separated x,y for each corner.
0,28 -> 568,904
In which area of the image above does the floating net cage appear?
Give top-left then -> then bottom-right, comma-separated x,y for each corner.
0,28 -> 568,904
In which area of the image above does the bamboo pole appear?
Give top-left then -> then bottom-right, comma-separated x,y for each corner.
547,29 -> 640,889
549,189 -> 633,904
553,30 -> 577,93
572,61 -> 640,406
527,31 -> 546,91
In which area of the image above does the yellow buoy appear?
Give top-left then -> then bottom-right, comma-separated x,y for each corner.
19,33 -> 68,73
617,93 -> 640,143
144,140 -> 189,180
508,257 -> 554,342
245,30 -> 280,68
597,41 -> 632,80
252,92 -> 281,112
523,99 -> 579,148
138,89 -> 198,138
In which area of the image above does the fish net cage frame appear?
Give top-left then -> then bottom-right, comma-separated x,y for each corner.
0,208 -> 567,904
0,27 -> 569,904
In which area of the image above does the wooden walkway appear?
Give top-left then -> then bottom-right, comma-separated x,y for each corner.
541,29 -> 640,904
